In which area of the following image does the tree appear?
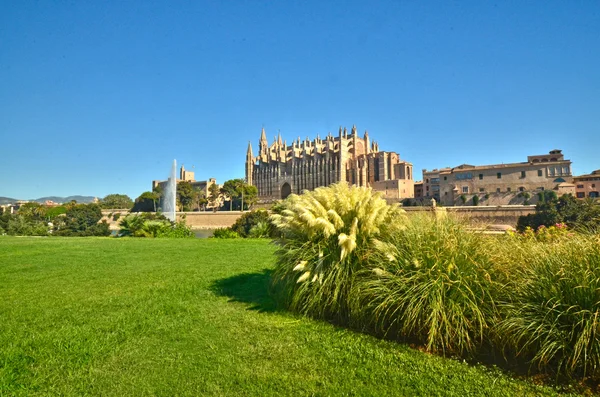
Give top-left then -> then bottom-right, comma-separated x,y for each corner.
221,179 -> 258,211
193,187 -> 207,211
209,183 -> 221,212
221,179 -> 244,211
241,184 -> 258,210
99,194 -> 133,209
132,191 -> 160,212
53,203 -> 110,236
177,181 -> 197,211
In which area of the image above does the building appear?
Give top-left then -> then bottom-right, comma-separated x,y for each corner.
574,170 -> 600,199
246,126 -> 414,201
414,181 -> 423,198
422,150 -> 573,206
152,166 -> 217,199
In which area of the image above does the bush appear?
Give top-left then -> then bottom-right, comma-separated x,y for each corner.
118,213 -> 192,238
497,235 -> 600,379
212,228 -> 240,239
354,213 -> 499,356
112,213 -> 121,221
460,194 -> 467,204
53,204 -> 110,237
270,182 -> 405,322
230,210 -> 273,238
472,195 -> 479,206
6,214 -> 49,236
517,194 -> 600,232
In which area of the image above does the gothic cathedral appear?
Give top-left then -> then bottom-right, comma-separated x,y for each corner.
246,126 -> 414,201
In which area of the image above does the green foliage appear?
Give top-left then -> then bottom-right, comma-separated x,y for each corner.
355,214 -> 499,356
212,228 -> 240,239
45,206 -> 67,220
270,183 -> 405,322
209,183 -> 221,211
230,209 -> 272,238
112,212 -> 121,221
6,214 -> 49,236
53,204 -> 110,237
248,221 -> 270,238
99,194 -> 133,209
460,194 -> 467,204
118,213 -> 193,238
517,194 -> 600,232
472,195 -> 480,206
484,193 -> 490,200
132,191 -> 160,212
497,235 -> 600,379
177,181 -> 196,211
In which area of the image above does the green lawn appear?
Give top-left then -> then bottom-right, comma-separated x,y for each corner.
0,237 -> 578,396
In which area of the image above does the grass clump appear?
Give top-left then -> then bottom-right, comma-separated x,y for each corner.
270,182 -> 405,322
355,213 -> 499,356
497,234 -> 600,379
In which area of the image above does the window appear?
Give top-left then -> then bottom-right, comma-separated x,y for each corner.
496,188 -> 501,193
479,174 -> 483,180
577,192 -> 585,198
462,186 -> 468,193
426,179 -> 429,183
519,187 -> 525,192
479,188 -> 485,192
577,184 -> 584,189
426,186 -> 429,191
443,176 -> 447,181
521,171 -> 526,178
538,170 -> 543,177
507,187 -> 511,192
549,167 -> 555,177
590,192 -> 599,198
593,184 -> 596,188
444,192 -> 448,196
497,172 -> 502,179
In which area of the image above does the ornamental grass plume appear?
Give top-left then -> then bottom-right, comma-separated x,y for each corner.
496,234 -> 600,380
270,182 -> 405,322
353,213 -> 500,357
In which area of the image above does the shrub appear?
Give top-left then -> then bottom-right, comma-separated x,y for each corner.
6,214 -> 49,236
460,194 -> 467,204
112,213 -> 121,221
354,213 -> 499,356
156,220 -> 194,238
53,204 -> 110,237
270,182 -> 405,322
472,195 -> 479,206
497,235 -> 600,379
517,194 -> 600,232
230,210 -> 272,238
248,221 -> 270,238
212,228 -> 239,239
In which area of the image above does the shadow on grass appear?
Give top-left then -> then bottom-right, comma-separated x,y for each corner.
211,269 -> 280,313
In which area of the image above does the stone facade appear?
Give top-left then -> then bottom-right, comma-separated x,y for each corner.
574,170 -> 600,199
423,150 -> 573,206
245,126 -> 414,201
152,166 -> 217,199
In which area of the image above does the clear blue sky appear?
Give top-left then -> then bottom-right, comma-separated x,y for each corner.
1,1 -> 599,200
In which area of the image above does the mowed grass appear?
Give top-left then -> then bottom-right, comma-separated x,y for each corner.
0,237 -> 577,396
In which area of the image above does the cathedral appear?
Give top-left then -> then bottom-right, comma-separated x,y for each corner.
245,125 -> 414,201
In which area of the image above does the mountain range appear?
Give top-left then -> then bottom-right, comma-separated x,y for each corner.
0,196 -> 97,205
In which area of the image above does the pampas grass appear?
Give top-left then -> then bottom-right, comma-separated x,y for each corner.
270,183 -> 405,321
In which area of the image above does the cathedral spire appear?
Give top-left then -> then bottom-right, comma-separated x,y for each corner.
246,141 -> 253,158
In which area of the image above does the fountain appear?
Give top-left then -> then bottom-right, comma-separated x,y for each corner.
162,159 -> 177,222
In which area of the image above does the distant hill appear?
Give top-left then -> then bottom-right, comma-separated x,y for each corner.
33,196 -> 97,204
0,197 -> 17,205
0,196 -> 97,205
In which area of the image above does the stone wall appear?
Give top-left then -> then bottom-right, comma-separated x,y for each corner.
103,205 -> 536,231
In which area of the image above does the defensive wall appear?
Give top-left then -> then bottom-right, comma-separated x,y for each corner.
102,205 -> 535,230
